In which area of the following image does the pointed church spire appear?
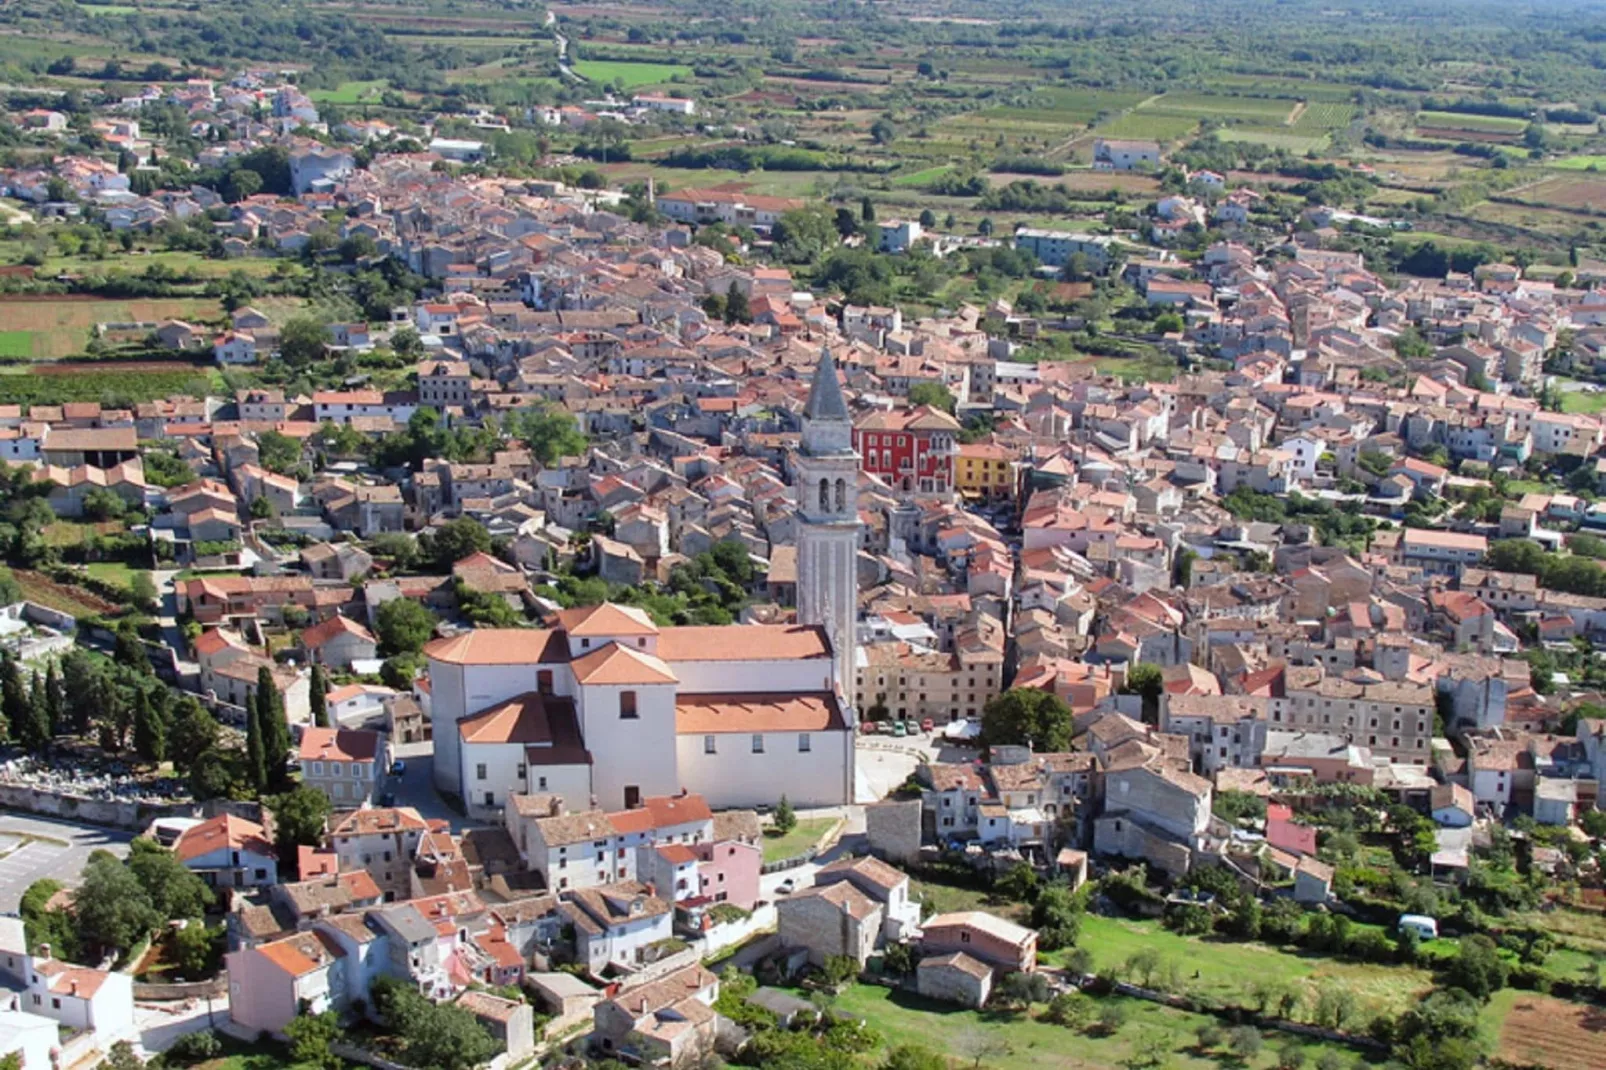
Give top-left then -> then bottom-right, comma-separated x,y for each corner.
803,346 -> 849,422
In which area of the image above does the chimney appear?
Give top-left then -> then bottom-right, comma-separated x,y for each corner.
36,944 -> 50,961
548,797 -> 563,817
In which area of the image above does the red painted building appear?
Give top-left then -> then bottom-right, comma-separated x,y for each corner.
853,406 -> 961,493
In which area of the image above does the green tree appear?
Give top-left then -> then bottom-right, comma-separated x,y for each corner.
189,748 -> 238,801
371,977 -> 498,1070
271,786 -> 333,875
419,516 -> 492,572
75,852 -> 161,958
168,699 -> 220,774
309,664 -> 329,728
1121,662 -> 1164,723
907,381 -> 956,413
723,282 -> 750,325
821,953 -> 859,988
881,1045 -> 947,1070
15,670 -> 50,752
42,662 -> 62,737
1228,1026 -> 1263,1061
126,837 -> 211,920
1043,991 -> 1095,1030
256,667 -> 290,789
278,317 -> 330,369
170,921 -> 220,979
0,653 -> 25,742
129,572 -> 158,613
376,597 -> 438,655
284,1011 -> 342,1070
773,794 -> 796,834
256,429 -> 303,475
508,405 -> 587,466
1443,934 -> 1508,1000
132,688 -> 166,764
245,694 -> 267,793
1030,882 -> 1086,950
980,688 -> 1073,751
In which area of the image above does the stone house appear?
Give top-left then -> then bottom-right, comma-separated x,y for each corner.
916,951 -> 993,1008
775,881 -> 881,967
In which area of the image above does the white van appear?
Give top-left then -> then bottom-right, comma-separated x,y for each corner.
1398,913 -> 1439,940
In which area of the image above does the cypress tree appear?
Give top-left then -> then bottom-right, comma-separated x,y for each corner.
16,670 -> 49,753
0,652 -> 26,742
132,688 -> 165,764
310,664 -> 329,728
257,666 -> 289,789
42,662 -> 62,737
245,697 -> 266,793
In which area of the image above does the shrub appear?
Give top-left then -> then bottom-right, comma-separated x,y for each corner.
163,1032 -> 223,1065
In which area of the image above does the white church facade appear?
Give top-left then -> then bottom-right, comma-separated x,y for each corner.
424,350 -> 863,819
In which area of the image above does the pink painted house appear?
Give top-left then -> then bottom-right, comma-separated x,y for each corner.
637,838 -> 760,912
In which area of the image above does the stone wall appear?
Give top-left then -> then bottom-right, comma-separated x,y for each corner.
0,783 -> 198,830
865,800 -> 921,865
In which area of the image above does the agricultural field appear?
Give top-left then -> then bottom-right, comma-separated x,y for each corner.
571,59 -> 692,88
308,80 -> 389,104
1416,110 -> 1530,134
829,983 -> 1364,1070
1067,915 -> 1435,1021
1216,129 -> 1330,153
0,296 -> 221,359
1144,92 -> 1297,124
1509,174 -> 1606,211
1093,112 -> 1200,144
1495,992 -> 1606,1070
1292,101 -> 1357,132
1551,155 -> 1606,170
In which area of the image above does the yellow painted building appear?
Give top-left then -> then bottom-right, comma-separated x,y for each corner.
955,442 -> 1016,501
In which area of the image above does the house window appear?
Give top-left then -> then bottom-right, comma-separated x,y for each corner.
624,786 -> 641,809
484,792 -> 494,807
476,764 -> 487,780
960,932 -> 971,943
538,776 -> 548,791
752,735 -> 765,753
620,691 -> 638,719
311,761 -> 323,776
704,735 -> 716,755
798,734 -> 811,753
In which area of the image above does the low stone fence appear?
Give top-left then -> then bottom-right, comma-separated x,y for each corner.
133,977 -> 227,1001
760,817 -> 846,874
0,784 -> 198,830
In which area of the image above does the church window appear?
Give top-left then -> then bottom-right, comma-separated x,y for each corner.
835,479 -> 846,512
819,479 -> 830,511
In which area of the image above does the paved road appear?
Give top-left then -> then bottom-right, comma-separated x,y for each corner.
384,741 -> 467,832
0,811 -> 132,912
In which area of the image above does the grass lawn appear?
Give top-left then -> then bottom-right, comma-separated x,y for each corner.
830,983 -> 1369,1070
1561,389 -> 1606,414
1551,155 -> 1606,171
1415,110 -> 1527,133
85,562 -> 143,591
308,79 -> 388,104
572,59 -> 692,88
0,331 -> 30,359
761,817 -> 837,863
910,877 -> 1030,925
1503,479 -> 1554,496
1069,915 -> 1434,1020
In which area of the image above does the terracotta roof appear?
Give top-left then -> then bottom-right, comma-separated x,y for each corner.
302,613 -> 375,649
174,813 -> 271,863
424,628 -> 569,665
551,602 -> 658,637
256,930 -> 341,978
674,691 -> 846,734
656,624 -> 830,662
919,951 -> 992,981
298,726 -> 381,763
570,643 -> 677,686
609,793 -> 713,834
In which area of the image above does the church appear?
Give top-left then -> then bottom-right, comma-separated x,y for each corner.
424,349 -> 862,817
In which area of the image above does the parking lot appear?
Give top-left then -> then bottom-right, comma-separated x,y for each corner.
0,812 -> 132,912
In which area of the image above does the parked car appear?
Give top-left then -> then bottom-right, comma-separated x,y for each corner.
921,718 -> 935,733
892,722 -> 907,737
775,878 -> 796,895
860,721 -> 876,734
391,760 -> 406,775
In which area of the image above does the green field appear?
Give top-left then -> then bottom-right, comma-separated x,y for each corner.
1071,915 -> 1435,1020
0,332 -> 30,359
1146,92 -> 1296,123
84,563 -> 144,591
1561,389 -> 1606,414
78,3 -> 140,13
1217,128 -> 1330,153
572,59 -> 692,89
1552,155 -> 1606,170
1416,110 -> 1529,133
760,818 -> 837,863
891,164 -> 954,188
1094,112 -> 1200,142
830,983 -> 1364,1070
308,80 -> 389,104
1294,101 -> 1357,131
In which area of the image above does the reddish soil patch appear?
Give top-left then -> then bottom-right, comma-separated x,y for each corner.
1498,994 -> 1606,1070
1518,175 -> 1606,210
31,360 -> 202,375
0,293 -> 101,304
13,570 -> 119,615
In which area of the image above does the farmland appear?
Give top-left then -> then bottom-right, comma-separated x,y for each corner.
1495,993 -> 1606,1070
0,296 -> 221,359
308,80 -> 389,104
571,59 -> 691,89
1416,110 -> 1530,134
